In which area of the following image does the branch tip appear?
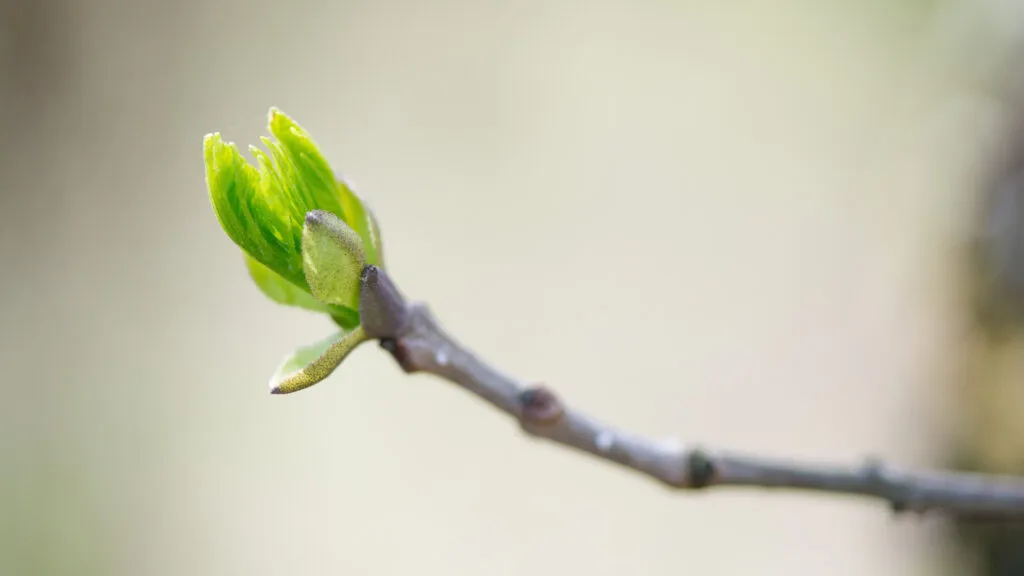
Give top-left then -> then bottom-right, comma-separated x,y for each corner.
359,265 -> 409,339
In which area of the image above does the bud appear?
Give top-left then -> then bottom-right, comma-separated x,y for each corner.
204,108 -> 389,392
204,107 -> 384,325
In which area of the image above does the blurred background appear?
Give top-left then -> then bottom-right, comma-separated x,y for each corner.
4,0 -> 1024,574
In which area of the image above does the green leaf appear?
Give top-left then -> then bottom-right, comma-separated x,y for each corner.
367,207 -> 385,269
302,210 -> 366,310
265,108 -> 347,224
205,131 -> 304,292
270,326 -> 368,394
244,254 -> 330,313
204,108 -> 368,290
204,107 -> 386,321
338,180 -> 381,266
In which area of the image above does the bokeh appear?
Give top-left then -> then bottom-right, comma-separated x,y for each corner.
2,1 -> 1022,574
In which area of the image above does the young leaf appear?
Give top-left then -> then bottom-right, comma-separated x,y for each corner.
204,108 -> 382,307
270,326 -> 368,394
367,207 -> 385,269
338,180 -> 381,266
204,108 -> 386,334
302,210 -> 366,310
244,254 -> 331,314
205,132 -> 308,292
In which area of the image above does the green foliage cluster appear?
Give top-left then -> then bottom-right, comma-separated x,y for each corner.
204,108 -> 382,393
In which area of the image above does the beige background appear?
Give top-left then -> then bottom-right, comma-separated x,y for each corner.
0,0 -> 1016,574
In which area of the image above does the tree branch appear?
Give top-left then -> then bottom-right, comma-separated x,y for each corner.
362,266 -> 1024,519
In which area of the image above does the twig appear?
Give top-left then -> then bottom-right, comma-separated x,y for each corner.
360,266 -> 1024,519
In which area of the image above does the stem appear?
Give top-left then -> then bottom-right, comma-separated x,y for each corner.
361,267 -> 1024,519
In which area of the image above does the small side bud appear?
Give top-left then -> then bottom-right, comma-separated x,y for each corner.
359,265 -> 408,339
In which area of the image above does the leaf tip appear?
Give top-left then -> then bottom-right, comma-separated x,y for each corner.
267,106 -> 283,127
203,132 -> 221,167
267,106 -> 302,140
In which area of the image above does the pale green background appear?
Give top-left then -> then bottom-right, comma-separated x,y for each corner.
1,0 -> 1017,574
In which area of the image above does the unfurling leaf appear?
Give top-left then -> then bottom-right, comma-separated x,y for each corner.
204,107 -> 384,323
245,254 -> 330,314
367,207 -> 385,270
270,326 -> 368,394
